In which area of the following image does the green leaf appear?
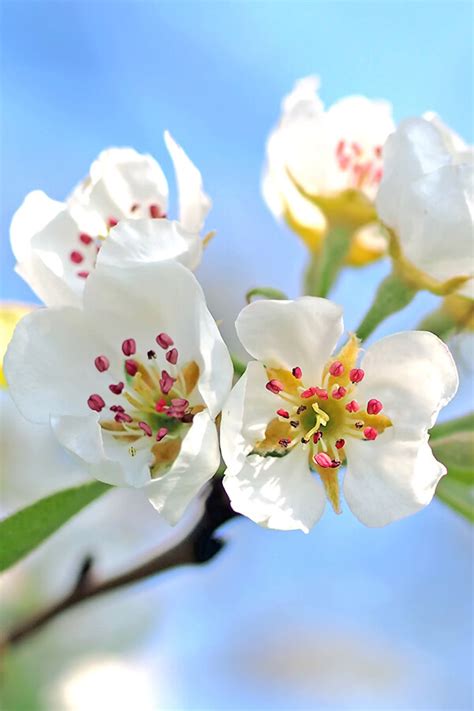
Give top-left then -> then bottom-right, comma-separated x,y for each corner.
431,423 -> 474,522
431,433 -> 474,484
356,271 -> 417,341
0,481 -> 111,572
430,412 -> 474,440
246,287 -> 288,303
436,477 -> 474,522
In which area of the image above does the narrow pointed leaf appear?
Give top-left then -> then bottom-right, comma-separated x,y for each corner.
0,481 -> 111,572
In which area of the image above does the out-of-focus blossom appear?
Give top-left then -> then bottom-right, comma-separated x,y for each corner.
376,115 -> 474,298
49,656 -> 157,711
221,297 -> 458,531
262,76 -> 395,264
10,133 -> 210,307
4,261 -> 232,524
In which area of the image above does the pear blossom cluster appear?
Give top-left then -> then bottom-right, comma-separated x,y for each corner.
3,75 -> 471,534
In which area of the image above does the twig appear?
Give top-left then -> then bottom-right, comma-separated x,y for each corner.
1,478 -> 238,650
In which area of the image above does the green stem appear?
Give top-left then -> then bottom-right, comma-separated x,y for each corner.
304,225 -> 351,297
356,271 -> 417,341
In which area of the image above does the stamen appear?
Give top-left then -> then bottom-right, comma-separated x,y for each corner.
125,359 -> 138,376
266,379 -> 284,394
335,439 -> 345,449
332,386 -> 347,400
110,405 -> 125,413
166,348 -> 179,365
156,333 -> 174,349
331,459 -> 341,468
70,250 -> 84,264
292,366 -> 302,379
107,217 -> 118,228
115,412 -> 133,423
87,394 -> 105,412
139,421 -> 153,437
367,399 -> 383,415
147,350 -> 157,360
159,370 -> 175,395
364,426 -> 378,440
345,400 -> 359,413
277,408 -> 290,419
314,452 -> 333,468
155,398 -> 168,413
349,368 -> 364,383
130,203 -> 139,213
301,387 -> 317,399
329,361 -> 344,377
109,381 -> 124,395
94,355 -> 110,372
279,438 -> 291,448
156,427 -> 168,442
79,233 -> 93,245
315,387 -> 328,400
149,204 -> 164,218
122,339 -> 136,356
77,271 -> 89,279
296,405 -> 307,414
355,421 -> 364,429
290,420 -> 299,428
313,432 -> 322,443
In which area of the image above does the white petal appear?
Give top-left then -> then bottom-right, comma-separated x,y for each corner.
83,261 -> 232,417
395,164 -> 473,290
51,414 -> 105,465
235,297 -> 344,384
10,190 -> 64,262
223,445 -> 325,533
377,117 -> 474,291
15,254 -> 83,308
97,218 -> 202,272
164,131 -> 211,233
83,147 -> 169,220
377,118 -> 451,226
25,208 -> 100,306
358,331 -> 458,433
423,112 -> 474,163
4,307 -> 114,423
0,392 -> 88,509
145,410 -> 219,525
220,361 -> 279,472
344,429 -> 446,527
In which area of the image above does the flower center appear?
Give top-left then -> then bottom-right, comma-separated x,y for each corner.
70,203 -> 167,281
335,140 -> 383,191
87,331 -> 202,478
256,334 -> 391,513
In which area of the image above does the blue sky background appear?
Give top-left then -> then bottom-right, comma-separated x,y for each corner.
1,1 -> 473,709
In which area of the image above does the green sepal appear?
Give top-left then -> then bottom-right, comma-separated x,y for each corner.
245,287 -> 288,303
356,271 -> 417,341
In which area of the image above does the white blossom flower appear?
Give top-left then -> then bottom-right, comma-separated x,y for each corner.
376,115 -> 474,298
262,76 -> 395,264
221,298 -> 458,532
10,133 -> 210,307
4,261 -> 233,524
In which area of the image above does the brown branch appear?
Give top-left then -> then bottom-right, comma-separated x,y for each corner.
1,478 -> 238,650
